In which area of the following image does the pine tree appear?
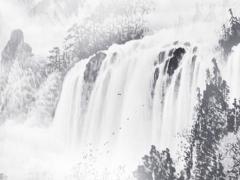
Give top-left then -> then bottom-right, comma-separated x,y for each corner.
134,145 -> 177,180
186,59 -> 229,180
219,9 -> 240,56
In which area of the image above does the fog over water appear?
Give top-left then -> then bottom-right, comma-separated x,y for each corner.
1,0 -> 240,180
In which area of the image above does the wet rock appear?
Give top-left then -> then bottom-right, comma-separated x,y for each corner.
84,52 -> 107,83
191,55 -> 197,73
191,55 -> 197,72
192,55 -> 197,64
82,52 -> 107,111
167,47 -> 186,76
190,55 -> 197,88
110,52 -> 117,64
154,51 -> 166,66
163,59 -> 169,74
158,51 -> 165,64
173,41 -> 179,45
152,67 -> 160,98
193,46 -> 198,53
154,68 -> 160,82
167,57 -> 178,76
184,42 -> 191,47
168,48 -> 175,57
174,70 -> 182,93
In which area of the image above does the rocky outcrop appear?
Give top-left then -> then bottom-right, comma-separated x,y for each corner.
0,29 -> 32,92
167,47 -> 186,76
1,29 -> 32,71
83,52 -> 107,83
0,30 -> 33,123
151,43 -> 197,98
81,52 -> 107,111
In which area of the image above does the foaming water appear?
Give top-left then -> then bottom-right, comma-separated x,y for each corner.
223,45 -> 240,101
53,25 -> 219,170
1,24 -> 240,179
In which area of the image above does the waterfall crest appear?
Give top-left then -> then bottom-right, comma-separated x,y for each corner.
53,31 -> 218,167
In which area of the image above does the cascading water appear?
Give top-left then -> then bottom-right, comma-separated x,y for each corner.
223,45 -> 240,101
53,27 -> 218,170
2,24 -> 240,179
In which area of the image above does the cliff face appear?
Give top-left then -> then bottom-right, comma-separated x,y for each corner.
1,29 -> 32,71
0,29 -> 60,123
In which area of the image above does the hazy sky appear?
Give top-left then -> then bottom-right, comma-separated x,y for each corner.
0,0 -> 239,56
0,0 -> 92,55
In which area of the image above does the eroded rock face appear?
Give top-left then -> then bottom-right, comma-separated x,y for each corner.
2,30 -> 24,61
167,47 -> 186,76
1,29 -> 32,69
83,52 -> 107,83
0,30 -> 33,122
81,52 -> 107,111
151,44 -> 195,98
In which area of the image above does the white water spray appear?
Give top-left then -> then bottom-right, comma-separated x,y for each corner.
53,26 -> 219,171
1,23 -> 240,179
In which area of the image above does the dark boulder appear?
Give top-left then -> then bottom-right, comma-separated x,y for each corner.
193,46 -> 198,54
192,55 -> 197,64
163,59 -> 169,74
184,42 -> 191,47
151,67 -> 160,97
167,47 -> 186,76
154,51 -> 166,66
81,52 -> 107,111
173,41 -> 179,45
83,52 -> 107,83
168,48 -> 174,57
158,51 -> 165,64
154,67 -> 160,82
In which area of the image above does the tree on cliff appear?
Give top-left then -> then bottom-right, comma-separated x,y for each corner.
134,145 -> 176,180
219,9 -> 240,56
219,99 -> 240,179
182,57 -> 240,179
64,15 -> 148,61
182,59 -> 228,180
135,58 -> 240,179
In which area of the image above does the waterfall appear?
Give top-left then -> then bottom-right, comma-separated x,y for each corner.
53,31 -> 217,168
2,25 -> 240,179
223,45 -> 240,101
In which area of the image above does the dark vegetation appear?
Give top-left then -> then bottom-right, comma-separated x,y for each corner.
134,146 -> 177,180
151,45 -> 188,98
219,9 -> 240,56
0,2 -> 151,123
45,13 -> 150,116
47,15 -> 149,75
136,59 -> 240,180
